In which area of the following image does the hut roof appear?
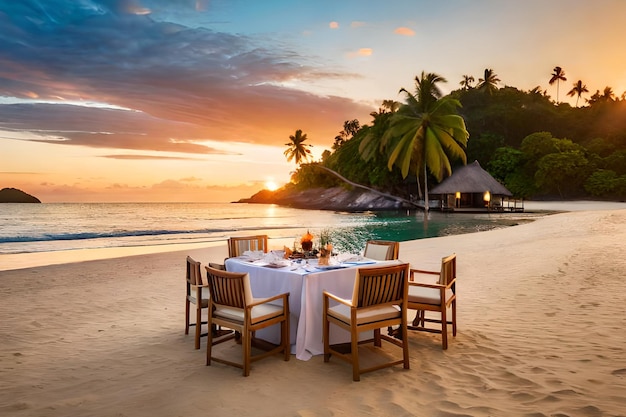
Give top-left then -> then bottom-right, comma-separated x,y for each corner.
430,160 -> 512,196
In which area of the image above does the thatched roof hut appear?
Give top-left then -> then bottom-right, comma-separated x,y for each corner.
430,161 -> 519,211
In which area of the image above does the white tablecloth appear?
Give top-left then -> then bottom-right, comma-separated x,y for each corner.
225,257 -> 399,360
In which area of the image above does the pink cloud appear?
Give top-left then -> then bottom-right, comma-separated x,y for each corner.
394,27 -> 415,36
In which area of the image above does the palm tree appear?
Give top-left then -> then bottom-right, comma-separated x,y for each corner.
549,66 -> 567,103
382,72 -> 469,213
333,119 -> 361,150
284,129 -> 312,165
381,100 -> 400,113
459,74 -> 475,90
567,80 -> 589,107
588,86 -> 616,105
601,86 -> 615,101
476,69 -> 500,94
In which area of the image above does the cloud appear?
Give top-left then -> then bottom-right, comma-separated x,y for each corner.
101,155 -> 211,160
351,21 -> 365,28
347,48 -> 373,58
0,1 -> 373,153
394,27 -> 415,36
329,21 -> 339,29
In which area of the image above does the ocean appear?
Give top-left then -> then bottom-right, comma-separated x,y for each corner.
0,202 -> 523,256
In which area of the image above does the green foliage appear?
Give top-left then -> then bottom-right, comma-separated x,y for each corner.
584,170 -> 618,197
503,171 -> 537,199
520,132 -> 560,160
290,163 -> 339,189
583,137 -> 616,157
487,147 -> 524,182
288,71 -> 626,202
467,133 -> 504,165
535,150 -> 590,198
327,127 -> 403,190
604,150 -> 626,174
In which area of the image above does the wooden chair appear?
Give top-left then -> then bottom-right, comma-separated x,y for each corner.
363,240 -> 400,261
227,235 -> 268,258
323,263 -> 410,381
407,254 -> 457,349
185,256 -> 209,349
204,266 -> 290,376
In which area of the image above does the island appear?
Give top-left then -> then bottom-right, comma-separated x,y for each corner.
0,188 -> 42,203
237,186 -> 409,211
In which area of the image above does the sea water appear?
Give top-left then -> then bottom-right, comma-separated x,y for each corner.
0,202 -> 521,256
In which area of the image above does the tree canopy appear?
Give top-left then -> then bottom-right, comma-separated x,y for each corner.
284,70 -> 626,202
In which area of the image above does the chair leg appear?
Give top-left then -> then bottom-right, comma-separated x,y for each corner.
185,299 -> 190,335
452,299 -> 457,337
283,316 -> 290,361
323,303 -> 330,362
206,317 -> 213,366
351,331 -> 360,382
401,322 -> 410,369
441,306 -> 448,350
411,310 -> 424,327
374,328 -> 381,347
194,305 -> 202,349
243,328 -> 251,377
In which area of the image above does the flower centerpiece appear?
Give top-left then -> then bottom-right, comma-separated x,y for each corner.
318,229 -> 333,265
300,230 -> 314,252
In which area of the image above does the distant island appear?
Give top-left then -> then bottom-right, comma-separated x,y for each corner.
237,186 -> 409,211
0,188 -> 41,203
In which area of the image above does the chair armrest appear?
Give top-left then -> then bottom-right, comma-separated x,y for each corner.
248,292 -> 289,308
409,268 -> 439,282
408,281 -> 444,289
409,268 -> 440,281
410,269 -> 439,274
322,290 -> 352,307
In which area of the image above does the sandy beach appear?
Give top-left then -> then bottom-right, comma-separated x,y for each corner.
1,203 -> 625,416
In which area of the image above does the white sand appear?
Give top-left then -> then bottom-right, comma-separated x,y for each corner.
1,204 -> 625,416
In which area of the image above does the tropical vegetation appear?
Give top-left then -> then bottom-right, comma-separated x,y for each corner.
282,68 -> 626,203
284,129 -> 313,165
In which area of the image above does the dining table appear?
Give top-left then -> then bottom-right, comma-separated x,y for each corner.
225,255 -> 401,360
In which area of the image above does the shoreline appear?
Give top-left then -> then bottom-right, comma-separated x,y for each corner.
1,200 -> 624,272
0,206 -> 624,416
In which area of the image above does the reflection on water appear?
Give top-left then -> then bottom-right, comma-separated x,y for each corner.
0,203 -> 531,255
310,210 -> 527,255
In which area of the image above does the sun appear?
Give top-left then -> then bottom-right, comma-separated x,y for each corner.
265,180 -> 279,191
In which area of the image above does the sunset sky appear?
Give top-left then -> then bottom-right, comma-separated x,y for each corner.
2,0 -> 626,203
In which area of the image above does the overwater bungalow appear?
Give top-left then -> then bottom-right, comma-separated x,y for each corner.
430,161 -> 524,212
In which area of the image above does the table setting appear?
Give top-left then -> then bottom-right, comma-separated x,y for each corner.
226,247 -> 400,360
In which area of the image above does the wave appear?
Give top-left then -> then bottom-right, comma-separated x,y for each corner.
0,225 -> 302,244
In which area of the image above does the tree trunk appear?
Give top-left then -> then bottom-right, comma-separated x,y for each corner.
313,165 -> 421,209
423,164 -> 429,214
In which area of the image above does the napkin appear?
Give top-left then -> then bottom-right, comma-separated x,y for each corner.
242,250 -> 265,261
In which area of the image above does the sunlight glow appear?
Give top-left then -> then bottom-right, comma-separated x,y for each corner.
265,180 -> 279,191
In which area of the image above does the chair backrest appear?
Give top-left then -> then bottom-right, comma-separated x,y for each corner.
186,256 -> 203,286
438,254 -> 456,286
205,266 -> 253,309
208,262 -> 226,271
227,235 -> 269,258
363,240 -> 400,261
352,263 -> 409,308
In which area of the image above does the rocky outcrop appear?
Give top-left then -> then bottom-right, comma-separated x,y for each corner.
0,188 -> 41,203
237,186 -> 410,211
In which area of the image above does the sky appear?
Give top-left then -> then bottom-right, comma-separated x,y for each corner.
2,0 -> 626,203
